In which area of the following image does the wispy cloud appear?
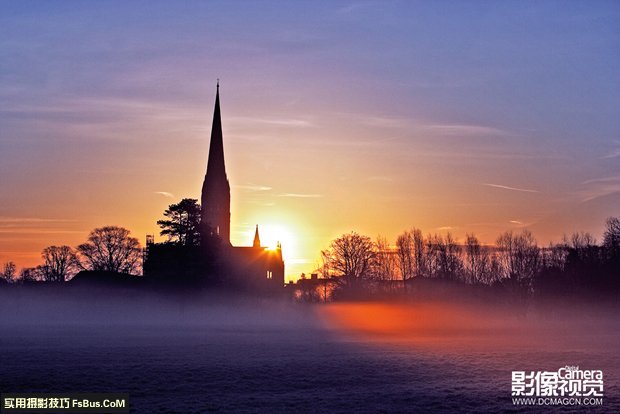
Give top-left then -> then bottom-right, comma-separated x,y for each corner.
228,116 -> 316,128
154,191 -> 175,198
309,134 -> 401,149
235,184 -> 272,192
437,226 -> 456,231
1,97 -> 206,142
601,148 -> 620,159
0,217 -> 75,224
0,229 -> 84,234
483,183 -> 540,193
342,111 -> 510,137
600,140 -> 620,159
579,175 -> 620,202
0,217 -> 81,235
361,115 -> 412,129
425,124 -> 507,136
508,219 -> 538,228
278,193 -> 323,198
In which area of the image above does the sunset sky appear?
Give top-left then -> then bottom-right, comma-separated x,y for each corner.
1,1 -> 619,280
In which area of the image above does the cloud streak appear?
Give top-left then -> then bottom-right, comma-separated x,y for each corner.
235,184 -> 273,192
601,148 -> 620,159
579,175 -> 620,202
278,193 -> 323,198
483,183 -> 540,193
0,217 -> 75,224
425,124 -> 507,136
154,191 -> 175,198
0,217 -> 81,236
228,116 -> 316,128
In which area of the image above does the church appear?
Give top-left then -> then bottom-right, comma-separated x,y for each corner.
143,82 -> 284,292
200,82 -> 285,291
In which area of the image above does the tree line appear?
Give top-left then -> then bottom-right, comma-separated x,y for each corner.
317,217 -> 620,300
1,226 -> 142,284
0,198 -> 205,284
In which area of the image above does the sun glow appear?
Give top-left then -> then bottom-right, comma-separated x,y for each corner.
256,223 -> 294,252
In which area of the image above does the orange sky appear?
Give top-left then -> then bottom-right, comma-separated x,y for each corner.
1,2 -> 619,281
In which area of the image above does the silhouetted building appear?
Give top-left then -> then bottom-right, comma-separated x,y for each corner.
201,82 -> 231,244
201,82 -> 285,292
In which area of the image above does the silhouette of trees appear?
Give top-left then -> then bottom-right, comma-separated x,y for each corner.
157,198 -> 201,246
411,229 -> 426,278
564,231 -> 599,265
464,234 -> 491,284
540,241 -> 567,271
77,226 -> 142,274
374,236 -> 397,281
315,219 -> 620,302
603,216 -> 620,259
496,230 -> 540,285
433,233 -> 462,281
396,230 -> 414,282
40,245 -> 79,282
1,261 -> 16,283
424,233 -> 462,280
322,232 -> 375,281
395,228 -> 426,281
19,267 -> 43,283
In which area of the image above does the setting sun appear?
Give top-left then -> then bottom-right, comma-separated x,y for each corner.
246,223 -> 298,265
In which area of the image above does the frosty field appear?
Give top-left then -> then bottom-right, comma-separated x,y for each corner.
1,293 -> 618,413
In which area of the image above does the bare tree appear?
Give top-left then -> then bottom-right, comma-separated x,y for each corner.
496,230 -> 540,288
563,231 -> 598,264
464,233 -> 490,284
567,231 -> 596,250
603,216 -> 620,259
323,232 -> 375,281
41,245 -> 79,282
319,249 -> 333,301
425,233 -> 439,278
77,226 -> 142,274
20,267 -> 44,283
320,249 -> 331,278
411,229 -> 426,278
433,233 -> 462,280
541,241 -> 568,271
374,236 -> 397,281
396,230 -> 414,282
1,261 -> 17,283
425,234 -> 452,279
486,253 -> 503,285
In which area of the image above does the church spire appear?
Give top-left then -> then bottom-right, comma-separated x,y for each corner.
205,80 -> 226,180
253,225 -> 261,248
201,81 -> 231,244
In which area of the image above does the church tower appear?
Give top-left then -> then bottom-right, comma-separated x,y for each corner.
201,81 -> 231,244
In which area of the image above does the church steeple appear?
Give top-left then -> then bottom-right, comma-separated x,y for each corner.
205,80 -> 226,181
201,81 -> 231,244
253,225 -> 261,248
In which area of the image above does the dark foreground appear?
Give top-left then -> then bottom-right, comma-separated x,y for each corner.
1,290 -> 619,413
